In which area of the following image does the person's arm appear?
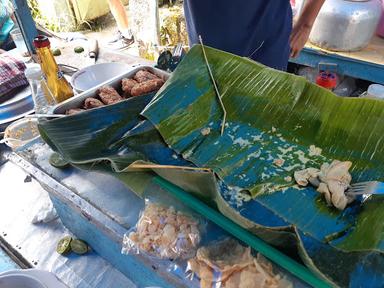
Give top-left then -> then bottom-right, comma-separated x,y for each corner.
5,0 -> 15,21
10,13 -> 16,23
289,0 -> 325,58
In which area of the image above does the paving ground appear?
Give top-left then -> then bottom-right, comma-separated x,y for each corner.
58,2 -> 188,60
71,7 -> 141,58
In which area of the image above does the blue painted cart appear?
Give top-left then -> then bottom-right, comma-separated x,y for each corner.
5,143 -> 322,287
290,36 -> 384,85
6,2 -> 383,286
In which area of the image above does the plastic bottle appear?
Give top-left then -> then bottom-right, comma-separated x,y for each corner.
333,76 -> 357,97
24,65 -> 56,114
297,66 -> 318,83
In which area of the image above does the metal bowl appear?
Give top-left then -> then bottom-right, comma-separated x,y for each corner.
70,62 -> 134,94
309,0 -> 382,51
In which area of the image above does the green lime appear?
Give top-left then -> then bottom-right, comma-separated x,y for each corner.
70,239 -> 88,255
74,46 -> 84,53
52,48 -> 61,56
49,152 -> 70,168
57,236 -> 72,255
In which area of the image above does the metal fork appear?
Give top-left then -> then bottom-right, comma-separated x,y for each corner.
346,181 -> 384,196
172,42 -> 183,59
170,43 -> 185,71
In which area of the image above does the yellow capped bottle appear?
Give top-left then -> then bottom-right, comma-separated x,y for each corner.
33,35 -> 73,103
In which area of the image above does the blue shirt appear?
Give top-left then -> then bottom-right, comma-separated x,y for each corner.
0,0 -> 14,45
184,0 -> 292,70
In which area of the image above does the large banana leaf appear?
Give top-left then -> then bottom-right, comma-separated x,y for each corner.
38,45 -> 384,287
142,46 -> 384,286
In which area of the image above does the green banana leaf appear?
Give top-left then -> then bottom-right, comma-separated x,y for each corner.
38,45 -> 384,287
141,45 -> 384,286
143,44 -> 384,247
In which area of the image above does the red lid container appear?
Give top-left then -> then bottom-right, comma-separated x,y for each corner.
316,71 -> 337,90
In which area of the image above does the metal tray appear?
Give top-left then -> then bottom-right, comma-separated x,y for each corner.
53,65 -> 170,115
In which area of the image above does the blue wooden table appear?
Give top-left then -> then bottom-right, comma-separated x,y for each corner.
290,36 -> 384,85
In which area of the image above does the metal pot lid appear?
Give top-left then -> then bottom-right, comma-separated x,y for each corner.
0,86 -> 34,131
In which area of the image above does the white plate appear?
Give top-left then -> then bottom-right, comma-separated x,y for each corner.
70,62 -> 134,93
0,274 -> 46,288
0,269 -> 67,288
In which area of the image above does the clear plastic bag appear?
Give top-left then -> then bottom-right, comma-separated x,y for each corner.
122,200 -> 203,260
186,238 -> 292,288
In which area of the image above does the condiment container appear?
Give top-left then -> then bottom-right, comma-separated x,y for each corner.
366,84 -> 384,99
33,35 -> 74,103
25,65 -> 56,114
316,72 -> 338,90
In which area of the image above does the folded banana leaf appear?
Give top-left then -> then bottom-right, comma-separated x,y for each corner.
38,45 -> 384,287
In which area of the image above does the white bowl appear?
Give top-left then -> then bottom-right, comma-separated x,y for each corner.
0,274 -> 47,288
2,117 -> 40,150
0,269 -> 67,288
70,62 -> 134,93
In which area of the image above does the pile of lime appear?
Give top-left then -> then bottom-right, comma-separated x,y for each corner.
57,236 -> 89,255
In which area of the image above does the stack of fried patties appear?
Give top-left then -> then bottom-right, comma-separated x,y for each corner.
66,69 -> 164,115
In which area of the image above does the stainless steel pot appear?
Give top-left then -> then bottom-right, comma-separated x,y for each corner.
309,0 -> 382,51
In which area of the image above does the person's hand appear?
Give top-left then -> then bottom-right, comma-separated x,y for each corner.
0,49 -> 6,54
289,22 -> 312,58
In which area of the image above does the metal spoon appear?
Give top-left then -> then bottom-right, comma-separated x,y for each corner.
0,137 -> 24,144
25,114 -> 66,119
